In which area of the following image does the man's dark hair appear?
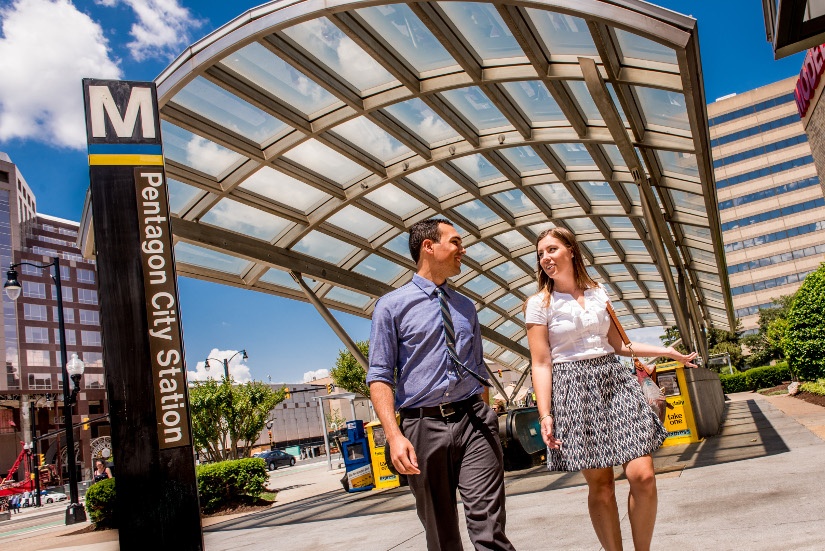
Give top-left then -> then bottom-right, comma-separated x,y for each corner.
409,218 -> 453,264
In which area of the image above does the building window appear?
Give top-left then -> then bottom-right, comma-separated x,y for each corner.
81,330 -> 102,347
85,373 -> 105,389
60,265 -> 71,281
52,285 -> 72,302
23,281 -> 46,299
28,373 -> 52,390
21,264 -> 41,276
54,328 -> 76,346
54,307 -> 74,324
0,171 -> 8,183
78,309 -> 99,325
77,288 -> 98,305
25,326 -> 49,344
26,350 -> 51,367
77,269 -> 95,284
24,304 -> 48,321
83,352 -> 103,368
59,227 -> 78,238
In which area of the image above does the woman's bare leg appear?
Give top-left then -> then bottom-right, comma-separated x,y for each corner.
582,467 -> 622,551
623,454 -> 657,551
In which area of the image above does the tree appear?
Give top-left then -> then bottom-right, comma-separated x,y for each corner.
785,265 -> 825,381
189,379 -> 285,463
741,295 -> 794,368
659,326 -> 687,354
330,340 -> 370,398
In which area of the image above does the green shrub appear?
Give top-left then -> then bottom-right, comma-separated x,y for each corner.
719,364 -> 790,393
800,379 -> 825,396
785,265 -> 825,381
195,457 -> 268,512
85,477 -> 116,527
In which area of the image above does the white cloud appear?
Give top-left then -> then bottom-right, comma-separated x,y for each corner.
302,369 -> 329,383
185,135 -> 242,176
627,326 -> 666,350
97,0 -> 202,61
0,0 -> 122,148
187,348 -> 252,384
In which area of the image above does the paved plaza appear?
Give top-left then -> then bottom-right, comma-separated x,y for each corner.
1,391 -> 823,550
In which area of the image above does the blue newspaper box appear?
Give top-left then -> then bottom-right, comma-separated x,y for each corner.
341,420 -> 374,492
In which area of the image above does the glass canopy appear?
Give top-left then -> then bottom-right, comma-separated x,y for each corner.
147,0 -> 732,371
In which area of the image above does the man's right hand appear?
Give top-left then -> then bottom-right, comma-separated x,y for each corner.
388,435 -> 420,475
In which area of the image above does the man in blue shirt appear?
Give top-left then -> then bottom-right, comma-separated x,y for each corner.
368,219 -> 515,551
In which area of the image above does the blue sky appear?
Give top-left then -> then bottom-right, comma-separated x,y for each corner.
0,0 -> 808,383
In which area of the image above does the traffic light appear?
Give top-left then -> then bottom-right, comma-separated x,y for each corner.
284,387 -> 291,400
267,430 -> 272,443
327,383 -> 335,393
36,453 -> 44,466
497,369 -> 503,378
82,416 -> 90,430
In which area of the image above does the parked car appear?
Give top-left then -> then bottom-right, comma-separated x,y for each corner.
43,491 -> 67,504
255,449 -> 295,471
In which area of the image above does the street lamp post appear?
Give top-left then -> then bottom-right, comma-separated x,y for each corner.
204,349 -> 248,381
5,258 -> 87,524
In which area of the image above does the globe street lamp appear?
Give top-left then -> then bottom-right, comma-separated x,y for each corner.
204,349 -> 248,381
5,259 -> 87,524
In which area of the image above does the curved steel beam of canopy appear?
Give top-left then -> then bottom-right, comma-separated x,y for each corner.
80,0 -> 734,372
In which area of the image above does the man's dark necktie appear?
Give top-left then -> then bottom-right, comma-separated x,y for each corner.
435,287 -> 492,387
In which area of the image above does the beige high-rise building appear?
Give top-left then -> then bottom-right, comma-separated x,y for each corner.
708,77 -> 825,334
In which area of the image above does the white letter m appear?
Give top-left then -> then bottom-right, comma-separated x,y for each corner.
90,85 -> 156,139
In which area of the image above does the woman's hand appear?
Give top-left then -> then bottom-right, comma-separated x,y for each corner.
540,415 -> 563,449
668,347 -> 698,368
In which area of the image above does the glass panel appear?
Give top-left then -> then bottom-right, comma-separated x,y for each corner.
603,145 -> 626,167
518,282 -> 538,296
172,76 -> 286,144
567,81 -> 601,122
549,143 -> 594,169
453,200 -> 502,227
601,264 -> 629,276
582,240 -> 614,256
201,199 -> 291,241
495,319 -> 520,338
607,83 -> 629,125
628,299 -> 650,310
635,87 -> 690,131
527,10 -> 598,57
465,241 -> 499,264
494,293 -> 521,311
478,308 -> 500,326
658,151 -> 699,179
614,29 -> 678,65
167,178 -> 200,215
463,274 -> 499,297
282,18 -> 396,92
492,190 -> 538,215
618,239 -> 647,253
221,42 -> 339,116
496,350 -> 519,364
259,268 -> 301,289
325,287 -> 372,309
292,231 -> 358,264
356,4 -> 457,73
174,242 -> 248,274
534,184 -> 577,207
161,122 -> 243,178
483,339 -> 500,353
327,205 -> 390,236
490,261 -> 528,282
527,222 -> 556,238
495,230 -> 532,250
586,266 -> 599,279
646,281 -> 666,292
634,264 -> 659,273
688,247 -> 717,265
283,139 -> 369,185
240,167 -> 329,211
384,98 -> 460,145
603,216 -> 635,230
353,254 -> 407,283
450,153 -> 504,183
638,313 -> 660,324
366,183 -> 425,217
383,232 -> 411,257
564,217 -> 598,232
406,166 -> 463,198
499,146 -> 548,172
441,87 -> 510,131
681,224 -> 711,240
669,190 -> 706,213
332,117 -> 411,162
578,181 -> 617,202
623,183 -> 640,203
439,2 -> 524,62
501,81 -> 566,124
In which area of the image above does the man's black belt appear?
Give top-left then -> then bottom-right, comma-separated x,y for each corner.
400,394 -> 482,420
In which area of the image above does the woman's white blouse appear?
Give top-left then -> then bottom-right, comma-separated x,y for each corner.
524,286 -> 615,363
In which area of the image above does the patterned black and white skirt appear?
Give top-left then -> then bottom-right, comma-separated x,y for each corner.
547,353 -> 668,472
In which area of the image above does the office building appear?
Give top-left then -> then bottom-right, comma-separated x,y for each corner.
708,77 -> 825,333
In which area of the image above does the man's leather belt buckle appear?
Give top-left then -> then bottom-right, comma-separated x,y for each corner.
439,403 -> 457,418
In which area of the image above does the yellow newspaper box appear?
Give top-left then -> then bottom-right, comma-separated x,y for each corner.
656,361 -> 702,447
366,420 -> 401,490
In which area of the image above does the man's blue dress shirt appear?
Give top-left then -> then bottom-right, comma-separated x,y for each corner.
367,273 -> 484,409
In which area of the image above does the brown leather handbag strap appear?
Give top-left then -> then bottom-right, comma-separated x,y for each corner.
606,302 -> 631,346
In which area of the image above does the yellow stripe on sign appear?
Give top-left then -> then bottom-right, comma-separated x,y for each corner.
88,154 -> 165,166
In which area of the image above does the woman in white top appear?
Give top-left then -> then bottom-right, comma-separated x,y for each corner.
525,227 -> 697,551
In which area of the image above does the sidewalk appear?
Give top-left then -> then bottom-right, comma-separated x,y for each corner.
3,391 -> 824,550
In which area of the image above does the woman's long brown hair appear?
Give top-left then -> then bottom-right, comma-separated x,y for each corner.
534,227 -> 598,306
